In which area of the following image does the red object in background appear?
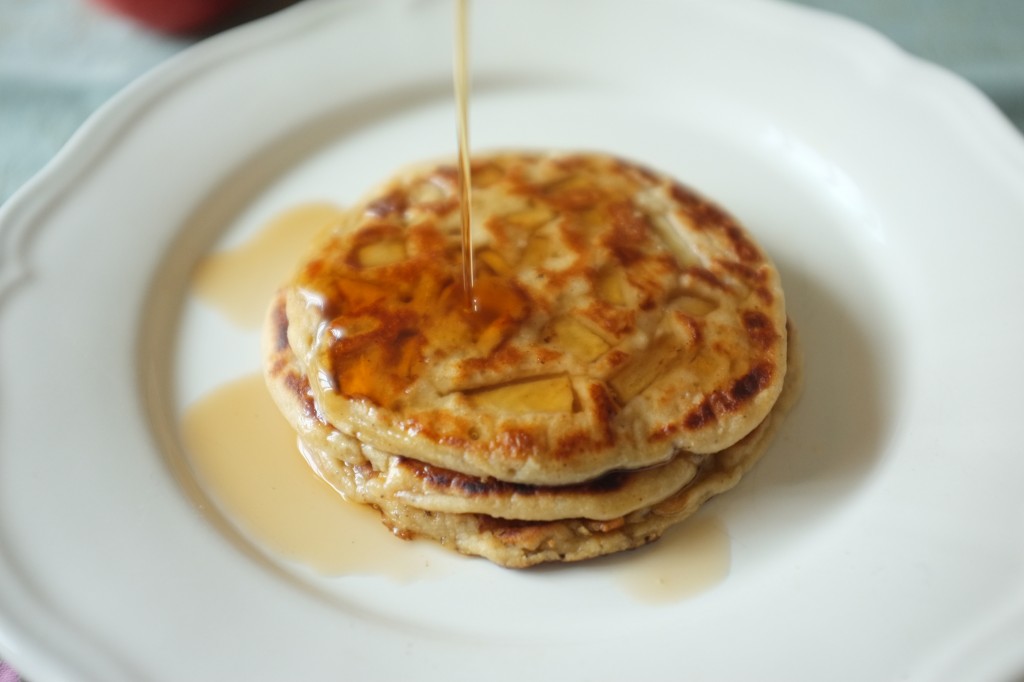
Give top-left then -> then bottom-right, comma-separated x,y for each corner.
90,0 -> 243,34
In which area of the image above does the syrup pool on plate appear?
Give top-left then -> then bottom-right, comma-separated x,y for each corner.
190,202 -> 343,329
181,372 -> 442,580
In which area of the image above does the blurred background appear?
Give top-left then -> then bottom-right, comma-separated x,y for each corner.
1,0 -> 1022,205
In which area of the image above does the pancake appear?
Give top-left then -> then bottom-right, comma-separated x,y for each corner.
293,327 -> 801,568
280,151 -> 789,486
264,289 -> 705,522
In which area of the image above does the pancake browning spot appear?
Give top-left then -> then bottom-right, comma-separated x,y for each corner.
742,310 -> 780,349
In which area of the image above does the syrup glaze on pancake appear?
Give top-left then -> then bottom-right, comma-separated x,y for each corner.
281,152 -> 788,485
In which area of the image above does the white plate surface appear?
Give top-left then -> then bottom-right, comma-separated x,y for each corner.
2,0 -> 1024,680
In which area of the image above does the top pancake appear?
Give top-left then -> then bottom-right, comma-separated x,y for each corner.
282,151 -> 788,485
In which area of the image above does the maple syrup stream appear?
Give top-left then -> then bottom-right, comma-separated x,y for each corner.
455,0 -> 475,310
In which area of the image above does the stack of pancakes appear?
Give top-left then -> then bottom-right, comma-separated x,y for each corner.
262,151 -> 801,568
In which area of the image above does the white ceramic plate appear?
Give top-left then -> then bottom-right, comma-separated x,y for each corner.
3,0 -> 1024,680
